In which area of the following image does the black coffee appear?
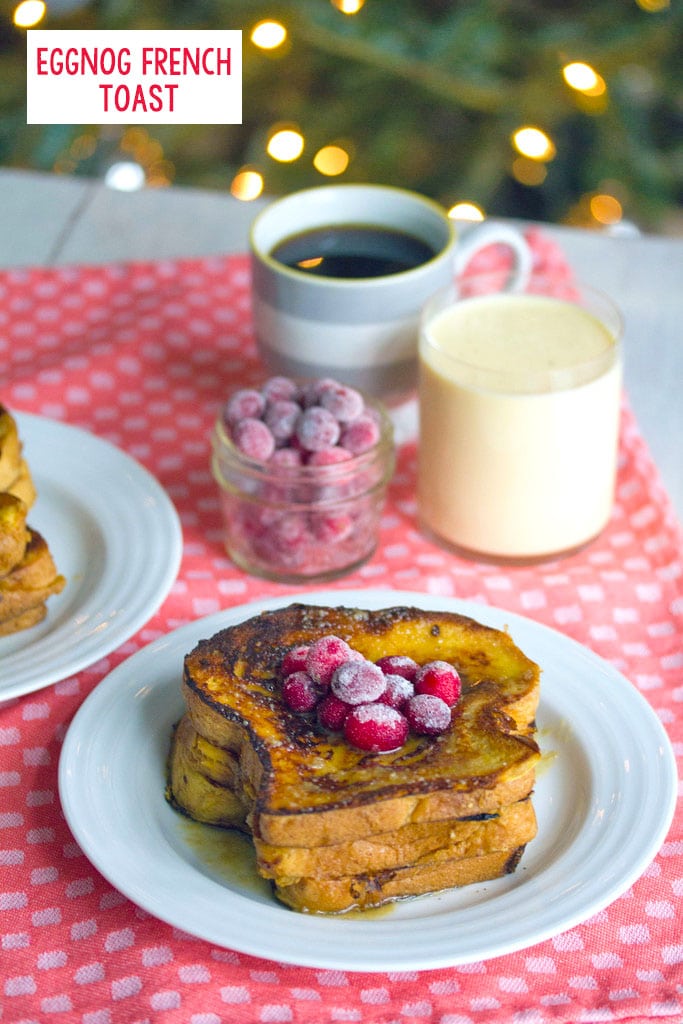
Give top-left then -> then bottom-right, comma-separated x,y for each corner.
270,224 -> 436,279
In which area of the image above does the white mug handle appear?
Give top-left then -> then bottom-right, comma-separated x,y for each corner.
452,221 -> 533,291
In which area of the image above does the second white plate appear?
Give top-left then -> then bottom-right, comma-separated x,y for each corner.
0,413 -> 183,702
58,590 -> 678,971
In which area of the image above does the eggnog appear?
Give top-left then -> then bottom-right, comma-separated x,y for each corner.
418,286 -> 622,560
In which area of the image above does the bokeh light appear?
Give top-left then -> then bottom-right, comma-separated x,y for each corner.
447,202 -> 485,222
104,161 -> 146,192
250,20 -> 287,50
512,126 -> 556,162
330,0 -> 366,13
590,193 -> 623,225
313,144 -> 350,176
13,0 -> 46,27
267,127 -> 305,162
230,168 -> 265,201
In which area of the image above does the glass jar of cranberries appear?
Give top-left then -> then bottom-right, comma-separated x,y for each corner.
211,376 -> 395,582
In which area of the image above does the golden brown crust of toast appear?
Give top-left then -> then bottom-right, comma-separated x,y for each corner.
0,492 -> 29,576
0,602 -> 47,637
0,528 -> 66,622
166,715 -> 249,830
0,406 -> 22,491
275,846 -> 528,914
182,603 -> 540,847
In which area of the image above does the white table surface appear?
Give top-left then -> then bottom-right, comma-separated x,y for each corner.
1,168 -> 681,525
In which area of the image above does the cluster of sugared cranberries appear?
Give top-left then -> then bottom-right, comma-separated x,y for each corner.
223,375 -> 381,465
215,376 -> 392,580
278,634 -> 462,752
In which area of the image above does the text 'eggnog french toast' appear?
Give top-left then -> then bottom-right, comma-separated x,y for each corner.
0,405 -> 65,635
168,602 -> 541,913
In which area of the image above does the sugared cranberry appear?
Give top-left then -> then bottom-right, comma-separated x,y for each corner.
319,383 -> 365,423
306,635 -> 353,688
223,388 -> 265,426
295,406 -> 341,452
280,644 -> 310,677
261,375 -> 300,404
375,655 -> 419,682
307,446 -> 353,467
414,661 -> 461,706
344,703 -> 409,752
310,513 -> 354,543
269,447 -> 303,468
405,693 -> 452,736
282,671 -> 319,712
264,399 -> 300,445
231,417 -> 276,461
339,413 -> 380,455
317,692 -> 351,732
377,673 -> 414,711
330,659 -> 386,705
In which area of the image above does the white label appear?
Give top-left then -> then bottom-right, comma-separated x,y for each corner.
26,30 -> 242,125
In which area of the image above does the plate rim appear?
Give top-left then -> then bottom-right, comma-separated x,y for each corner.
0,411 -> 183,701
58,588 -> 678,972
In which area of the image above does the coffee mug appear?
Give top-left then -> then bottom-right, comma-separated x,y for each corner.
249,184 -> 532,398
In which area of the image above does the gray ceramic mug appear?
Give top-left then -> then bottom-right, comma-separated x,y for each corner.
250,184 -> 532,398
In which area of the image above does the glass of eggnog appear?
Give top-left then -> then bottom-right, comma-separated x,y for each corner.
417,273 -> 623,562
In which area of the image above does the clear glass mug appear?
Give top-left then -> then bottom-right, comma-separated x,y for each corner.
417,273 -> 623,563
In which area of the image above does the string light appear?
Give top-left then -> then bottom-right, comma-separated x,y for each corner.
13,0 -> 45,27
635,0 -> 669,10
231,168 -> 265,201
267,127 -> 304,162
590,193 -> 623,225
313,144 -> 350,176
330,0 -> 366,13
447,202 -> 484,222
511,157 -> 547,187
250,20 -> 287,50
104,161 -> 146,192
511,126 -> 556,162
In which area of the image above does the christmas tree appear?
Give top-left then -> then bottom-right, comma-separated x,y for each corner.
2,0 -> 681,232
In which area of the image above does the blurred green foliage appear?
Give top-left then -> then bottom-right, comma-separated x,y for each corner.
1,0 -> 681,230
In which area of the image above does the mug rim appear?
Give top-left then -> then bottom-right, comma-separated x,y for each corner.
249,183 -> 457,289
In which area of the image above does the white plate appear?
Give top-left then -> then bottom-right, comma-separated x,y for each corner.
58,589 -> 677,972
0,413 -> 182,702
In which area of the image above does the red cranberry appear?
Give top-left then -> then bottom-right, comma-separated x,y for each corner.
344,703 -> 409,752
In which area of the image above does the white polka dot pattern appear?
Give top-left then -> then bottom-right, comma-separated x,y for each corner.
1,237 -> 682,1022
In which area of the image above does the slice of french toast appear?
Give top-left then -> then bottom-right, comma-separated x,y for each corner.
0,528 -> 65,625
0,492 -> 29,576
0,405 -> 22,491
180,603 -> 540,851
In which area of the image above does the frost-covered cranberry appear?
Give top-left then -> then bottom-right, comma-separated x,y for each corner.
405,693 -> 452,736
232,417 -> 276,461
310,513 -> 354,543
261,375 -> 300,403
317,692 -> 351,732
280,644 -> 310,677
340,413 -> 380,455
269,447 -> 303,468
307,446 -> 353,467
295,406 -> 341,452
282,671 -> 319,712
344,703 -> 409,752
375,655 -> 419,682
223,388 -> 266,426
264,399 -> 300,445
377,673 -> 414,711
414,661 -> 461,706
306,635 -> 353,688
331,659 -> 386,705
319,383 -> 365,423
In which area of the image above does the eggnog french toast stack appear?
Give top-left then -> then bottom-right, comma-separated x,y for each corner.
0,405 -> 65,636
167,602 -> 541,914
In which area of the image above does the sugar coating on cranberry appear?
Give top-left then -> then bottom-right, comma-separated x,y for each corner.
282,671 -> 319,712
378,673 -> 414,711
340,413 -> 381,455
264,399 -> 300,444
306,635 -> 353,688
405,693 -> 452,736
223,388 -> 266,426
307,446 -> 353,467
317,692 -> 351,732
232,417 -> 276,461
269,447 -> 303,468
295,406 -> 341,452
280,644 -> 310,677
319,383 -> 365,423
414,661 -> 462,706
261,375 -> 300,404
310,513 -> 353,543
343,703 -> 409,752
375,655 -> 419,682
331,659 -> 386,705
